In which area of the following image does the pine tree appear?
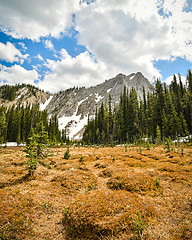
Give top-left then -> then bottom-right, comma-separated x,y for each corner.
24,122 -> 49,175
0,107 -> 7,143
83,71 -> 192,145
187,69 -> 192,93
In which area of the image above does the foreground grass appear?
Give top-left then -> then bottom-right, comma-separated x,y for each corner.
0,144 -> 191,239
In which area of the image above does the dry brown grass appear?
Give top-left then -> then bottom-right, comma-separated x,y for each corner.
0,145 -> 191,239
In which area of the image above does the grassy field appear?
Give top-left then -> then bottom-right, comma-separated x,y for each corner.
0,144 -> 192,239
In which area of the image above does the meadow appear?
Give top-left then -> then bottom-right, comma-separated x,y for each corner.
0,144 -> 191,239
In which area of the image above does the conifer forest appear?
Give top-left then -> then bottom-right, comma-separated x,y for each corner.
83,70 -> 192,145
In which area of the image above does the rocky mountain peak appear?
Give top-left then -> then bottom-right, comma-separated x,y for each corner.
0,72 -> 154,140
45,72 -> 154,140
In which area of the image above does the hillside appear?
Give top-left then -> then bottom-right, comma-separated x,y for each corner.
0,84 -> 51,108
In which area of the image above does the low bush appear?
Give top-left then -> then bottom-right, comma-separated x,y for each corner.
64,147 -> 71,160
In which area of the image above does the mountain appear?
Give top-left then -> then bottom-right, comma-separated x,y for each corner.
0,84 -> 51,108
0,72 -> 154,140
46,72 -> 154,140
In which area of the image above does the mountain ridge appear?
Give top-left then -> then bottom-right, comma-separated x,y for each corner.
0,72 -> 154,140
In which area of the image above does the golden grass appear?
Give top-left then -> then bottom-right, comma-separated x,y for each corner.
0,189 -> 34,239
0,144 -> 191,239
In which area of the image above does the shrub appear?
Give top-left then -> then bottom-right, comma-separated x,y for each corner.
164,137 -> 172,152
125,144 -> 128,152
79,156 -> 84,162
64,147 -> 70,160
155,177 -> 161,188
131,210 -> 150,239
144,141 -> 151,150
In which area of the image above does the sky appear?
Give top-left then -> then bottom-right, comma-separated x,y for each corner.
0,0 -> 191,92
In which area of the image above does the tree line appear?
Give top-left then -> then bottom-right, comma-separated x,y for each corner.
0,104 -> 64,144
83,70 -> 192,145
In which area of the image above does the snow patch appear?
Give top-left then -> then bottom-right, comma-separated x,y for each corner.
129,74 -> 135,80
58,97 -> 89,139
40,96 -> 53,111
0,142 -> 26,147
16,88 -> 28,100
172,135 -> 192,143
77,97 -> 88,109
107,88 -> 112,93
58,114 -> 88,140
95,93 -> 104,103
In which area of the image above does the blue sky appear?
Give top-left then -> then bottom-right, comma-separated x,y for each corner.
0,0 -> 191,92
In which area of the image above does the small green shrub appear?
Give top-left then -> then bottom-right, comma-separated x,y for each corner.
79,156 -> 84,162
144,141 -> 151,150
64,147 -> 70,160
164,137 -> 172,152
131,210 -> 150,239
155,177 -> 161,188
125,144 -> 128,152
139,146 -> 142,154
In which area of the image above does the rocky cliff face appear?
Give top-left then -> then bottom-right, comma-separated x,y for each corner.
0,72 -> 154,140
46,72 -> 154,140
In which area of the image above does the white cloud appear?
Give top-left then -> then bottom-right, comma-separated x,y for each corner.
158,0 -> 192,61
0,42 -> 28,63
75,0 -> 192,81
37,50 -> 113,92
0,0 -> 191,90
165,74 -> 186,85
44,40 -> 54,51
37,54 -> 43,61
18,42 -> 27,50
0,0 -> 79,40
0,64 -> 38,85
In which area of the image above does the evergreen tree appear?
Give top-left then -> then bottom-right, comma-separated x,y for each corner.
0,107 -> 7,143
24,122 -> 49,175
83,71 -> 192,145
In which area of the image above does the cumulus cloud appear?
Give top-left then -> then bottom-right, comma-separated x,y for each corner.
0,42 -> 28,63
165,74 -> 186,85
158,0 -> 192,61
37,49 -> 113,92
0,0 -> 79,40
0,64 -> 38,85
0,0 -> 191,90
75,0 -> 192,81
